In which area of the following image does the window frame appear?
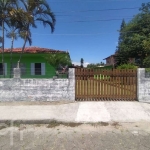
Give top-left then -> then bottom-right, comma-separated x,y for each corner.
31,63 -> 45,76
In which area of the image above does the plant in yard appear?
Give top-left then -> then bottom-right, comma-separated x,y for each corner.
145,68 -> 150,72
45,53 -> 72,70
117,63 -> 138,69
143,56 -> 150,68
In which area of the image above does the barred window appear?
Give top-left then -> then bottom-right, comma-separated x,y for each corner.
31,63 -> 45,75
0,63 -> 3,75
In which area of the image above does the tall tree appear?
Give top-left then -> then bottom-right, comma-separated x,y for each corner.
0,0 -> 18,76
115,2 -> 150,67
6,8 -> 27,78
6,7 -> 34,76
80,58 -> 84,68
118,19 -> 126,47
6,27 -> 18,77
115,19 -> 127,66
18,0 -> 56,67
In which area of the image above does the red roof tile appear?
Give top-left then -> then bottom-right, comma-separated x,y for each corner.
1,47 -> 68,54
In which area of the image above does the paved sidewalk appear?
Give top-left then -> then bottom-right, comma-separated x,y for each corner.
0,101 -> 150,123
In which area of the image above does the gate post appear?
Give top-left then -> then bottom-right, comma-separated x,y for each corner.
137,68 -> 150,103
13,68 -> 21,78
68,68 -> 75,101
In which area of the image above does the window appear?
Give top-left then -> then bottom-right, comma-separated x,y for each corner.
0,63 -> 3,75
31,63 -> 45,75
0,63 -> 7,76
35,63 -> 41,75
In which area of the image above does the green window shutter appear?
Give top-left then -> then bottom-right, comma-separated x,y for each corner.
41,63 -> 45,75
31,63 -> 35,75
4,63 -> 7,75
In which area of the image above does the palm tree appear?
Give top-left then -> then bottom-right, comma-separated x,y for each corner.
6,7 -> 33,77
6,28 -> 18,77
0,0 -> 18,77
18,0 -> 56,67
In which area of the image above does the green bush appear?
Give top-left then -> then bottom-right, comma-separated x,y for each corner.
143,56 -> 150,68
117,63 -> 138,69
145,68 -> 150,72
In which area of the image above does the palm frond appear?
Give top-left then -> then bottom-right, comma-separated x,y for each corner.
19,28 -> 32,46
36,18 -> 55,32
6,30 -> 18,40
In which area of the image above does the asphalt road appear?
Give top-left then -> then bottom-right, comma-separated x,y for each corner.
0,122 -> 150,150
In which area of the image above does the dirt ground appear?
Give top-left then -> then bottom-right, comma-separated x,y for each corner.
0,122 -> 150,150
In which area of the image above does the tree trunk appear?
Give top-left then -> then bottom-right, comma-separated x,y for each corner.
18,29 -> 28,68
10,36 -> 14,78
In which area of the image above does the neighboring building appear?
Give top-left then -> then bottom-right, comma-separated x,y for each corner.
103,54 -> 136,67
0,47 -> 71,78
103,55 -> 115,67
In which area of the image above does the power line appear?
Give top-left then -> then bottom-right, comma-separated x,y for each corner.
31,30 -> 142,36
11,0 -> 137,3
55,7 -> 139,13
48,0 -> 137,3
63,18 -> 132,22
36,17 -> 132,23
7,2 -> 140,13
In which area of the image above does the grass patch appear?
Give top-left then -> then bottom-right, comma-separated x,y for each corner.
91,122 -> 109,127
100,122 -> 109,126
0,124 -> 7,130
62,122 -> 82,127
111,122 -> 121,127
47,121 -> 82,128
47,121 -> 60,128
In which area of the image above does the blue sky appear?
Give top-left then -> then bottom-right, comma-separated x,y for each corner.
4,0 -> 150,66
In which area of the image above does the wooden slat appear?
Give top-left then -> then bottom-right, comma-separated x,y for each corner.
104,70 -> 107,100
111,69 -> 114,100
126,69 -> 129,101
108,69 -> 111,100
114,69 -> 117,100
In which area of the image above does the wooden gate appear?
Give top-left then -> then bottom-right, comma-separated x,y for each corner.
75,68 -> 137,101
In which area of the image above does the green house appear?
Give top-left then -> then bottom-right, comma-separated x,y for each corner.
0,47 -> 71,78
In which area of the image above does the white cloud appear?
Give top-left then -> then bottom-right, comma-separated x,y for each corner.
72,62 -> 90,67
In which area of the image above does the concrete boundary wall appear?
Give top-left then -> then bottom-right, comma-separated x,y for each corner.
137,68 -> 150,103
0,68 -> 75,102
1,68 -> 150,102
